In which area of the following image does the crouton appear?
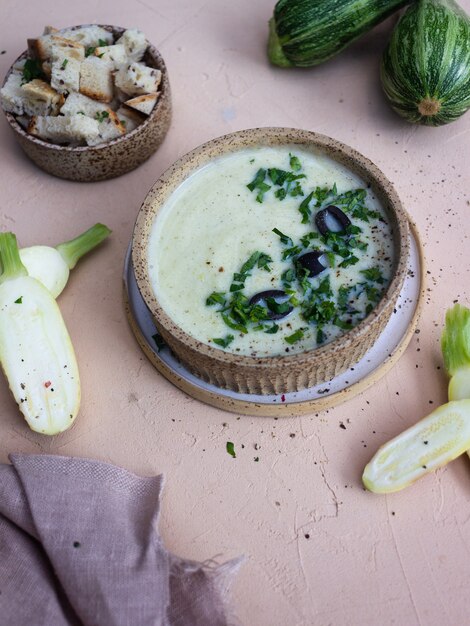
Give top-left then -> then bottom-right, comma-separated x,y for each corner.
79,56 -> 114,102
51,36 -> 85,61
124,92 -> 159,116
87,111 -> 126,146
28,27 -> 113,61
1,74 -> 62,116
93,44 -> 127,69
116,105 -> 145,133
116,29 -> 147,62
115,63 -> 161,96
28,35 -> 54,61
21,79 -> 64,115
1,74 -> 26,115
60,92 -> 109,116
28,114 -> 100,144
60,92 -> 125,144
50,37 -> 84,93
43,26 -> 58,35
59,25 -> 113,49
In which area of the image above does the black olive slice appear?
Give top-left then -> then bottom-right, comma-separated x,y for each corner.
249,289 -> 293,320
297,251 -> 327,277
315,205 -> 351,235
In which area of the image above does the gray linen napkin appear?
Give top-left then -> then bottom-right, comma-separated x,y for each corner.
0,454 -> 241,626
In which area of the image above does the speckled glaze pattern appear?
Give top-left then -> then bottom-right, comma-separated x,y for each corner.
2,25 -> 172,182
132,128 -> 410,395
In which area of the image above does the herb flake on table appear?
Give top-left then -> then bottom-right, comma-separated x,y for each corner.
226,441 -> 236,458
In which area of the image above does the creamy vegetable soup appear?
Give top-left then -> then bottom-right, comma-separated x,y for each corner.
148,146 -> 394,357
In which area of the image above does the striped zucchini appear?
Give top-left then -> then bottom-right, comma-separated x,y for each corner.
268,0 -> 409,68
381,0 -> 470,126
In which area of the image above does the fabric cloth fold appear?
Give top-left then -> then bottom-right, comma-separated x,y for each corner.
0,454 -> 241,626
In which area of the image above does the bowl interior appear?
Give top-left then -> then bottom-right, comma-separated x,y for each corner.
132,127 -> 410,366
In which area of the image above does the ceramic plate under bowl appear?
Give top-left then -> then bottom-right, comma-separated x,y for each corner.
123,220 -> 424,417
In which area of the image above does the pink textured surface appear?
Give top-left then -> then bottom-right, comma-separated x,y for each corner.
1,2 -> 469,625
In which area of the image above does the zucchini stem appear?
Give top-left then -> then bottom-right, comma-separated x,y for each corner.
267,18 -> 292,68
55,223 -> 111,269
0,233 -> 28,283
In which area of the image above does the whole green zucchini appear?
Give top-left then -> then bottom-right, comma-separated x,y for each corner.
381,0 -> 470,126
268,0 -> 409,67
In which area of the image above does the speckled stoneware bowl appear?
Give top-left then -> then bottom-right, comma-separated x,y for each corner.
132,128 -> 410,395
2,25 -> 171,182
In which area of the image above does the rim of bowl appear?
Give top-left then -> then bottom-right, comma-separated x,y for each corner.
132,127 -> 410,368
2,24 -> 170,152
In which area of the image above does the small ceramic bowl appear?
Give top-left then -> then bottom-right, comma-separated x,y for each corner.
1,25 -> 171,182
132,128 -> 410,395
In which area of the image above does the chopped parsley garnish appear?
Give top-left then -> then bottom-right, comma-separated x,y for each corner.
95,110 -> 110,123
266,297 -> 291,315
281,268 -> 295,286
289,153 -> 302,171
247,158 -> 306,203
226,441 -> 236,458
272,228 -> 293,246
206,167 -> 389,349
300,231 -> 320,248
361,267 -> 385,283
265,323 -> 279,334
14,296 -> 23,304
60,59 -> 68,70
285,328 -> 306,344
247,169 -> 271,203
282,245 -> 302,260
206,292 -> 226,306
21,59 -> 45,84
298,192 -> 313,223
222,312 -> 248,334
85,38 -> 108,57
213,335 -> 234,348
338,255 -> 359,268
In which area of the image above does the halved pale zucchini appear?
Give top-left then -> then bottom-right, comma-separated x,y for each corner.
363,400 -> 470,494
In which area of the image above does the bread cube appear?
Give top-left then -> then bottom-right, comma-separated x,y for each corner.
116,105 -> 145,133
116,29 -> 147,62
21,79 -> 64,115
124,92 -> 159,116
28,114 -> 100,144
93,44 -> 127,69
1,73 -> 26,115
79,57 -> 114,102
50,37 -> 84,94
1,74 -> 63,116
114,63 -> 161,96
